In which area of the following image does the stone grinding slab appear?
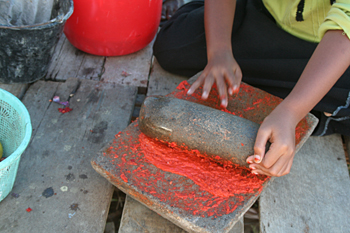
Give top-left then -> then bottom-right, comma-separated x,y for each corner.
91,80 -> 318,233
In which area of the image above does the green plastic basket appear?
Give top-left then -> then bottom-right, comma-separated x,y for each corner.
0,88 -> 32,202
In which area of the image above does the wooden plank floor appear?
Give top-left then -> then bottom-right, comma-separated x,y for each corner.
102,39 -> 154,87
260,134 -> 350,232
0,33 -> 151,233
46,34 -> 105,81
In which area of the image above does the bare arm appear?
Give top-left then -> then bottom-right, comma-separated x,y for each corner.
187,0 -> 242,108
248,30 -> 350,176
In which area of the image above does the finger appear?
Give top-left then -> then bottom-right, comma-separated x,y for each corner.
166,7 -> 173,20
187,73 -> 206,95
261,141 -> 294,169
251,161 -> 291,177
202,74 -> 215,100
224,71 -> 236,96
252,127 -> 271,163
161,6 -> 167,20
250,152 -> 293,177
232,68 -> 242,94
215,75 -> 228,107
275,157 -> 293,176
246,154 -> 262,164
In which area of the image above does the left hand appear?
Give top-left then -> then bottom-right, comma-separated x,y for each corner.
246,107 -> 298,177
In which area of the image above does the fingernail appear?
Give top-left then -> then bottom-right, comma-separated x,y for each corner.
247,160 -> 253,164
228,88 -> 233,95
252,171 -> 258,175
254,155 -> 261,163
249,165 -> 256,170
202,91 -> 208,99
187,89 -> 193,95
221,99 -> 227,107
231,85 -> 238,94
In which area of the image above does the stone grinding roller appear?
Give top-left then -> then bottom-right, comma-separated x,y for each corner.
139,96 -> 264,168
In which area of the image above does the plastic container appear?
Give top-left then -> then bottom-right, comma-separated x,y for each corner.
64,0 -> 162,56
0,0 -> 73,84
0,89 -> 32,202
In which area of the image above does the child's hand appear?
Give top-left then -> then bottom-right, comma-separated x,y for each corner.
187,51 -> 242,108
246,107 -> 297,177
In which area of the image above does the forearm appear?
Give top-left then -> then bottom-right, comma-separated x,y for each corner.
204,0 -> 236,59
277,30 -> 350,124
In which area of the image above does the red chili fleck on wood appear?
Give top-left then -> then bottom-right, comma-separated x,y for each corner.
58,107 -> 73,114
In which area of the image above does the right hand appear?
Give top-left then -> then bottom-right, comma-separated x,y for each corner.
187,50 -> 242,108
246,105 -> 298,177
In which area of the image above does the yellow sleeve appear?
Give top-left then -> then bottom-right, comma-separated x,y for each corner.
319,2 -> 350,40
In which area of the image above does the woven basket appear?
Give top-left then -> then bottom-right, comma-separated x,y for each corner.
0,89 -> 32,202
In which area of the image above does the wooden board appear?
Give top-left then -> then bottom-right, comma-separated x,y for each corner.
119,196 -> 244,233
101,38 -> 155,87
0,83 -> 28,99
259,134 -> 350,232
119,195 -> 188,233
147,58 -> 187,96
0,78 -> 137,233
45,34 -> 105,81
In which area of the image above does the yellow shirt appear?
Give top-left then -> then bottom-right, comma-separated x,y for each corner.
262,0 -> 350,43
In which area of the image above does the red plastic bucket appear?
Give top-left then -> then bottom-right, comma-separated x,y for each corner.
64,0 -> 162,56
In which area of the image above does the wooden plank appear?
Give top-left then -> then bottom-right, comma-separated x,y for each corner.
101,38 -> 155,87
45,34 -> 105,81
119,196 -> 188,233
0,83 -> 28,99
0,78 -> 138,233
147,58 -> 187,96
119,60 -> 244,233
119,196 -> 244,233
20,81 -> 60,133
260,135 -> 350,233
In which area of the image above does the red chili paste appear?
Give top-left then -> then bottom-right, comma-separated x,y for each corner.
139,133 -> 266,198
107,129 -> 269,218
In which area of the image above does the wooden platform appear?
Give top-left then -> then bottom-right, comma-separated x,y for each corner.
0,32 -> 350,233
0,34 -> 149,233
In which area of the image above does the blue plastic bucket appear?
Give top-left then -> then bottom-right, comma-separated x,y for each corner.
0,89 -> 32,202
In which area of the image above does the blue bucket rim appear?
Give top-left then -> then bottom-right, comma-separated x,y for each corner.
0,0 -> 73,30
0,89 -> 32,170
